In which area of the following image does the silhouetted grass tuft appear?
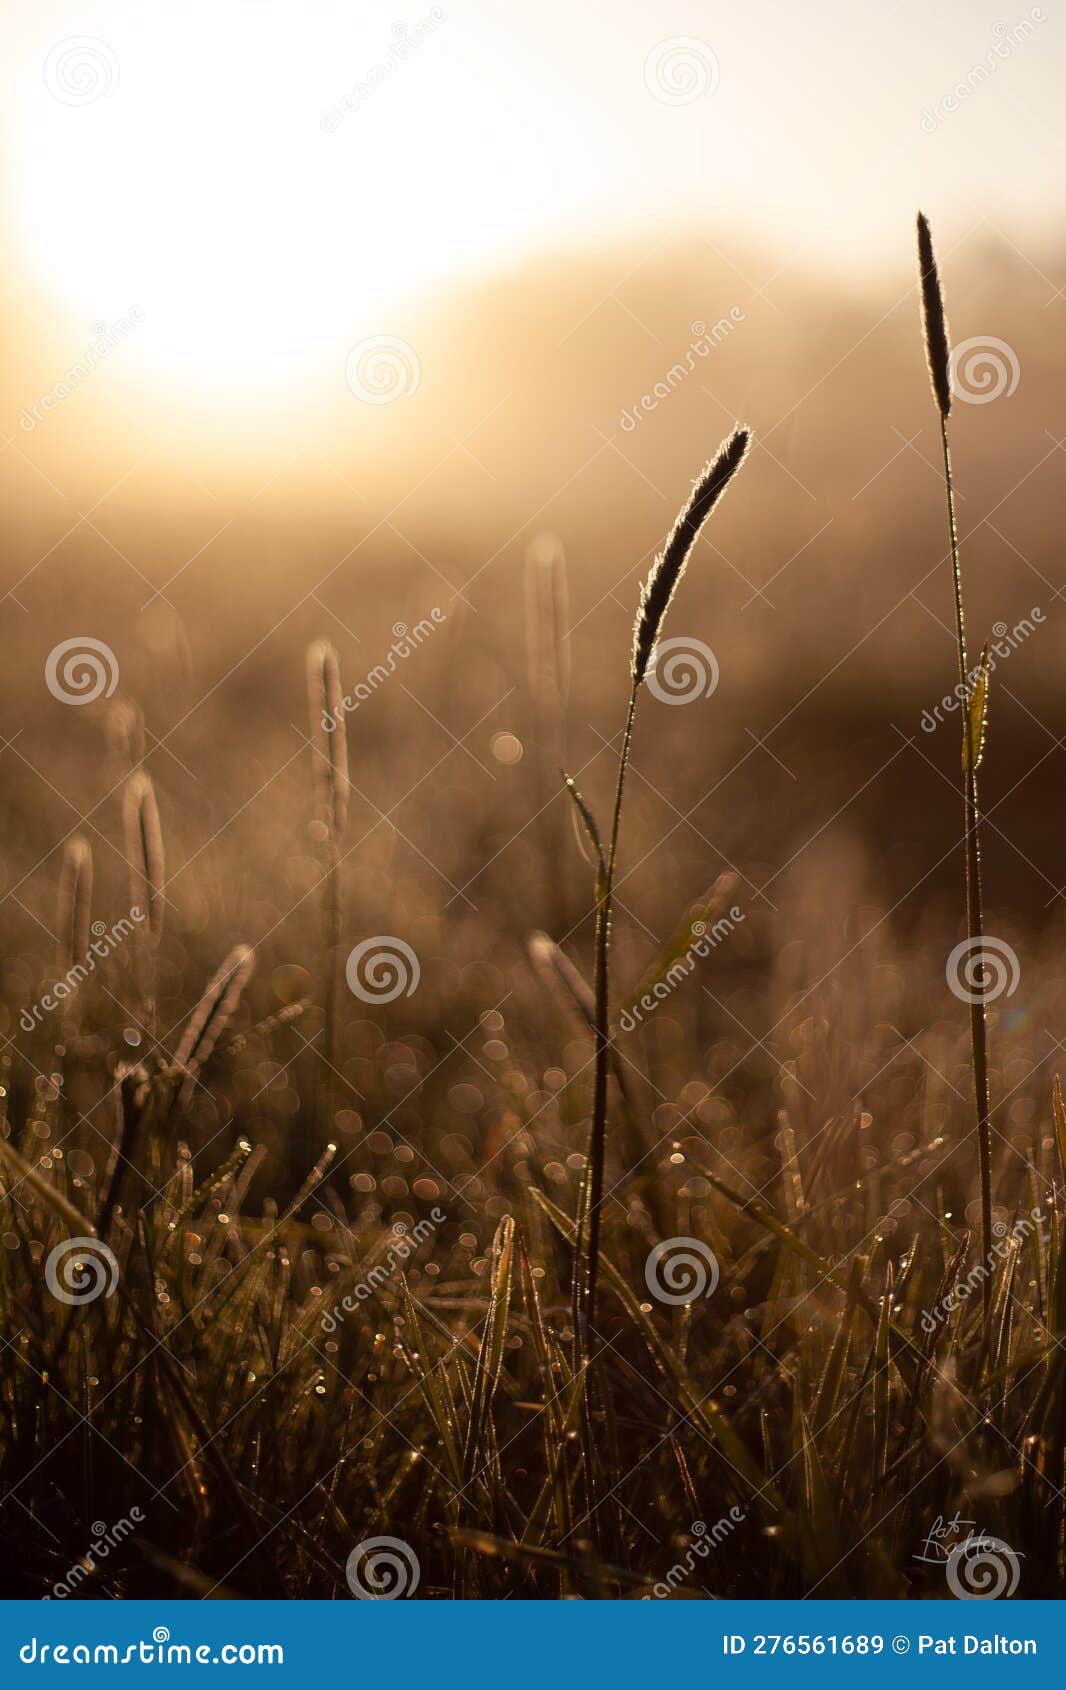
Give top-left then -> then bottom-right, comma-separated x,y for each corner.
631,427 -> 749,686
916,211 -> 952,421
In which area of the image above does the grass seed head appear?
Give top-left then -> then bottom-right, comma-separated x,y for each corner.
123,770 -> 165,945
57,835 -> 93,977
525,532 -> 571,711
307,639 -> 350,840
174,943 -> 256,1087
631,427 -> 750,686
916,211 -> 952,420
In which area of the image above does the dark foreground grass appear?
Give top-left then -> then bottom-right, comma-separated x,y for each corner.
1,998 -> 1064,1598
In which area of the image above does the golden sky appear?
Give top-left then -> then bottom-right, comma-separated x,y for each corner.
2,0 -> 1062,414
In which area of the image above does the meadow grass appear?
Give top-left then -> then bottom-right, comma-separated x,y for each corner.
0,222 -> 1063,1600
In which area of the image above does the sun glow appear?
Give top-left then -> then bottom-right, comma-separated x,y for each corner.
9,3 -> 558,402
6,0 -> 1064,419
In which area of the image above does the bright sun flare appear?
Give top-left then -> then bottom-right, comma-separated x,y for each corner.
13,3 -> 547,401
